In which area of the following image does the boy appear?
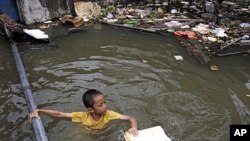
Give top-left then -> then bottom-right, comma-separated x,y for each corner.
29,89 -> 138,136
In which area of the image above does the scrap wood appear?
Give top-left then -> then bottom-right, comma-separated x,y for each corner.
215,37 -> 241,53
153,18 -> 203,27
161,18 -> 204,23
240,40 -> 250,46
0,14 -> 23,35
100,21 -> 157,33
0,14 -> 25,40
0,14 -> 23,31
60,15 -> 84,27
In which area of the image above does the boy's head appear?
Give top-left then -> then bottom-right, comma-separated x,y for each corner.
82,89 -> 107,114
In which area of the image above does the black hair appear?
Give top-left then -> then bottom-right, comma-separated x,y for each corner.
82,89 -> 103,108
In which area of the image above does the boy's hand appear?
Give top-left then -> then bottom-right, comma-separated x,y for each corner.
120,114 -> 138,136
28,109 -> 40,123
128,127 -> 138,136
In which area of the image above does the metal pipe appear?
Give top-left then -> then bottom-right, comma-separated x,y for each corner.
11,43 -> 48,141
0,20 -> 48,141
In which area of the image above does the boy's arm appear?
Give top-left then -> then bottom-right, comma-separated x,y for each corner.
120,114 -> 138,136
29,109 -> 72,122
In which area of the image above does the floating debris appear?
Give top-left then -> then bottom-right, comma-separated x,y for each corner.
60,15 -> 84,27
174,55 -> 184,61
39,24 -> 50,29
23,29 -> 48,39
210,65 -> 220,71
44,20 -> 52,24
95,0 -> 249,58
192,23 -> 210,35
0,13 -> 25,40
2,0 -> 249,60
142,59 -> 148,63
65,27 -> 83,36
174,30 -> 197,39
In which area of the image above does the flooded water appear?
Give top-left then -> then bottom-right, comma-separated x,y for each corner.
0,24 -> 249,141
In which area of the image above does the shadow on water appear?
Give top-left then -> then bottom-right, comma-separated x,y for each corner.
0,24 -> 250,141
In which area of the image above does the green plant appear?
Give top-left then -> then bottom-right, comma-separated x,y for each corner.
101,5 -> 115,17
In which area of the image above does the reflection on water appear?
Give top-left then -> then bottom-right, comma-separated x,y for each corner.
0,24 -> 250,141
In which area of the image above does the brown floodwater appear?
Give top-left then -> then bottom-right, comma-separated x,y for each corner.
0,24 -> 249,141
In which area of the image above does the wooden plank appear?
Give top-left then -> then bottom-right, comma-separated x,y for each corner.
100,21 -> 158,33
215,37 -> 241,53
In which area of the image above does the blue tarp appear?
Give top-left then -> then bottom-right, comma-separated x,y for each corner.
0,0 -> 19,21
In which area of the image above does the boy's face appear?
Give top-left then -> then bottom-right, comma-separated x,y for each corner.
91,94 -> 107,115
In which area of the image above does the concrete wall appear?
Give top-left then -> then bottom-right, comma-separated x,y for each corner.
16,0 -> 118,24
16,0 -> 74,24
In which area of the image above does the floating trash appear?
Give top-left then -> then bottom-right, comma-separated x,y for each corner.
180,25 -> 190,29
107,19 -> 118,23
65,27 -> 82,35
44,20 -> 52,24
124,19 -> 139,27
210,65 -> 220,71
192,23 -> 210,35
174,55 -> 184,61
212,28 -> 228,37
23,29 -> 48,39
107,13 -> 114,19
239,23 -> 250,28
162,2 -> 168,6
60,15 -> 84,27
142,59 -> 148,63
170,9 -> 178,14
167,29 -> 175,32
164,21 -> 182,28
207,36 -> 217,42
174,30 -> 197,39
